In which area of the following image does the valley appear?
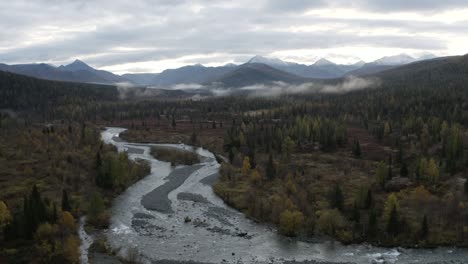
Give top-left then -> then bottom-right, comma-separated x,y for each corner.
0,49 -> 468,264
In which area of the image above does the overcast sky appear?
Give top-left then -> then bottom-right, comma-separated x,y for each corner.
1,0 -> 467,74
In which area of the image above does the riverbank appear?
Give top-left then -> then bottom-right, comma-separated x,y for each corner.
100,127 -> 468,264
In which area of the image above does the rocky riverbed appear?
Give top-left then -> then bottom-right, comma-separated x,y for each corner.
99,127 -> 468,264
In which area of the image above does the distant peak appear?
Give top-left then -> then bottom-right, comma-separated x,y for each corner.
372,54 -> 416,66
352,60 -> 366,67
248,55 -> 290,66
62,59 -> 94,71
314,58 -> 335,66
70,59 -> 88,66
417,53 -> 437,61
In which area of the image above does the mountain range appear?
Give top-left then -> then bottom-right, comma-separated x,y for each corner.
1,54 -> 467,100
0,53 -> 438,88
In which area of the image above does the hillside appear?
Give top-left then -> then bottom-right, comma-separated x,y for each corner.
376,55 -> 468,85
0,60 -> 129,85
213,63 -> 307,87
0,70 -> 118,115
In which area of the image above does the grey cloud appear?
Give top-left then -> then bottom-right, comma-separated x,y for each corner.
0,0 -> 466,71
264,0 -> 468,12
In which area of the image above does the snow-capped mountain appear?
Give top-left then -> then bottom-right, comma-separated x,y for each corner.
352,60 -> 366,67
247,55 -> 294,66
313,58 -> 336,66
371,54 -> 416,66
417,53 -> 437,61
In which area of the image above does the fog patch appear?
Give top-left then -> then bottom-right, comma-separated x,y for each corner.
238,77 -> 380,98
116,77 -> 380,100
117,86 -> 160,100
171,83 -> 204,90
321,76 -> 380,93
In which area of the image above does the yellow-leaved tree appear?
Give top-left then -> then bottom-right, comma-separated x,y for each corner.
0,201 -> 11,229
279,209 -> 304,236
241,156 -> 251,176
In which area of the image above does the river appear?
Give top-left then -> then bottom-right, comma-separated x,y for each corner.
100,127 -> 468,264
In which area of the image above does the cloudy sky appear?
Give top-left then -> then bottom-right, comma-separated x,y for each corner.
1,0 -> 467,74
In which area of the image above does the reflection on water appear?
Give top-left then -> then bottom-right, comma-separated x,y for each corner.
102,127 -> 468,264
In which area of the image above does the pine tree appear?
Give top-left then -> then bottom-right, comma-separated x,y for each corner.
376,161 -> 388,189
96,151 -> 102,169
387,155 -> 393,180
368,208 -> 377,238
400,162 -> 408,177
420,215 -> 428,240
266,154 -> 276,180
330,184 -> 344,211
51,202 -> 58,224
397,143 -> 403,164
352,201 -> 360,223
62,189 -> 72,212
190,131 -> 197,145
364,189 -> 373,209
353,139 -> 362,158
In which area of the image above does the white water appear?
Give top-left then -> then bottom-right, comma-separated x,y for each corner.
101,127 -> 468,264
79,216 -> 93,264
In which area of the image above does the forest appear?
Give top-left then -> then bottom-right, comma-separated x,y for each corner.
215,82 -> 468,246
0,74 -> 150,263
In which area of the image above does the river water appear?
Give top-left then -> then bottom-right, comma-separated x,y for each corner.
101,127 -> 468,264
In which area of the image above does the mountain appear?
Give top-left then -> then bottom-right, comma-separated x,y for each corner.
346,64 -> 396,76
58,59 -> 129,84
212,63 -> 307,87
375,55 -> 468,85
313,58 -> 335,66
417,53 -> 437,61
59,59 -> 95,71
245,56 -> 362,79
0,60 -> 129,85
352,60 -> 366,67
372,54 -> 416,66
346,53 -> 439,76
247,55 -> 292,67
149,64 -> 233,87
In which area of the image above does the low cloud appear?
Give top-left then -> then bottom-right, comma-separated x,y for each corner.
321,76 -> 380,93
170,83 -> 204,90
157,76 -> 381,98
237,76 -> 380,97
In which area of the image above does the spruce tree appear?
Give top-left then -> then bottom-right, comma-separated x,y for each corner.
400,162 -> 408,177
353,139 -> 362,158
266,154 -> 276,180
62,189 -> 72,212
368,208 -> 377,238
352,201 -> 360,223
330,184 -> 344,211
364,189 -> 373,209
420,215 -> 428,240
